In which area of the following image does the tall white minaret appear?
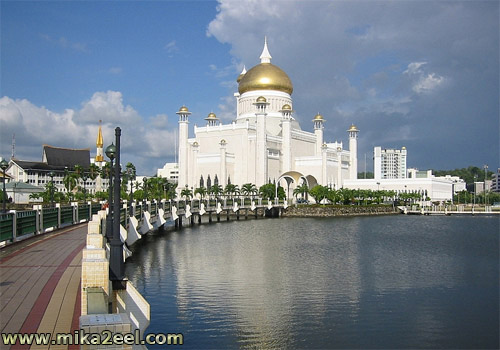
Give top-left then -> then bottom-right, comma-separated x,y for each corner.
280,104 -> 293,172
313,113 -> 324,156
95,120 -> 104,191
220,139 -> 227,187
348,124 -> 359,179
254,96 -> 269,187
177,106 -> 191,189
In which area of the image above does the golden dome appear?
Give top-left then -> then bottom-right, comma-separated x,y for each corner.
192,141 -> 199,147
220,139 -> 227,144
238,63 -> 293,95
205,112 -> 217,120
256,96 -> 267,103
178,106 -> 189,113
313,113 -> 324,121
282,104 -> 291,110
402,146 -> 406,150
348,124 -> 359,132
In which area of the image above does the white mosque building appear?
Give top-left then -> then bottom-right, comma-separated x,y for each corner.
174,39 -> 359,193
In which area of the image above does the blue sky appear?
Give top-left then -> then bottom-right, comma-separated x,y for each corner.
1,0 -> 499,175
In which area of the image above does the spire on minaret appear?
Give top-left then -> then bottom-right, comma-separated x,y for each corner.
96,120 -> 103,147
260,36 -> 272,64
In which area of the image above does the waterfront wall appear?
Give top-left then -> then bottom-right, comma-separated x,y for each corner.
282,205 -> 398,217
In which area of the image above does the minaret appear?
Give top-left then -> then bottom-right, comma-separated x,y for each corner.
220,139 -> 227,187
254,96 -> 269,187
260,37 -> 272,63
192,141 -> 199,188
177,106 -> 191,189
321,143 -> 328,186
337,146 -> 343,188
348,124 -> 359,179
95,120 -> 104,191
280,104 -> 293,172
313,113 -> 324,156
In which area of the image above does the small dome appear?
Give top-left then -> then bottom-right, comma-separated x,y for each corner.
192,141 -> 199,147
313,113 -> 324,121
256,96 -> 267,103
282,104 -> 291,110
220,139 -> 227,144
402,146 -> 406,150
178,106 -> 189,113
205,112 -> 217,120
347,124 -> 359,132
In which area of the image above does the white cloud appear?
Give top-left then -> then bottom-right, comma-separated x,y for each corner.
404,62 -> 445,94
164,40 -> 179,55
39,33 -> 88,53
108,67 -> 122,75
0,92 -> 177,175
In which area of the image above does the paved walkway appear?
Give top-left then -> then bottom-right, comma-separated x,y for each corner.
0,224 -> 87,350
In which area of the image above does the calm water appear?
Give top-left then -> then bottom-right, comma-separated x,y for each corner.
125,215 -> 499,349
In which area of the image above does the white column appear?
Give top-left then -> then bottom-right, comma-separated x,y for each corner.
313,115 -> 324,156
280,105 -> 292,172
176,106 -> 191,189
337,146 -> 343,189
254,97 -> 269,187
321,143 -> 328,186
348,125 -> 359,179
220,140 -> 227,187
192,142 -> 199,189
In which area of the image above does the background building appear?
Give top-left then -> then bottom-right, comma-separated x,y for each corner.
157,162 -> 179,182
374,146 -> 407,180
491,168 -> 500,193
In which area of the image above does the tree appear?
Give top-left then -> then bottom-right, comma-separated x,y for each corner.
308,185 -> 329,204
180,186 -> 193,200
209,184 -> 223,198
224,183 -> 239,198
194,187 -> 207,199
259,183 -> 275,200
293,183 -> 309,199
241,183 -> 257,197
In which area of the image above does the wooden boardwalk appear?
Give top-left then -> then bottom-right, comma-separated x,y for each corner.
0,224 -> 87,350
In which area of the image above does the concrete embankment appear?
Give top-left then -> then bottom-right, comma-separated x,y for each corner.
281,205 -> 398,217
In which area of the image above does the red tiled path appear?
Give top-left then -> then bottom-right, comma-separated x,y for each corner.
0,224 -> 88,349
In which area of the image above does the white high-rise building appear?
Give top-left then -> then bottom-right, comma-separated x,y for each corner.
374,146 -> 407,180
174,39 -> 359,192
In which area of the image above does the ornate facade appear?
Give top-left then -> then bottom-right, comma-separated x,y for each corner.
176,39 -> 359,193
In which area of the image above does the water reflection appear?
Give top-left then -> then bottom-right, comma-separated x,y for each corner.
126,215 -> 499,349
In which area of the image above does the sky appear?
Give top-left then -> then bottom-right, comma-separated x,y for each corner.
1,0 -> 498,176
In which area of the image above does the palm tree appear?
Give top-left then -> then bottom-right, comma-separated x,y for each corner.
180,186 -> 193,200
224,183 -> 238,198
241,183 -> 257,197
293,183 -> 309,199
209,184 -> 223,199
194,186 -> 207,199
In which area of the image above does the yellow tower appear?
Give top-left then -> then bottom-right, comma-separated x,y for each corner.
95,120 -> 104,163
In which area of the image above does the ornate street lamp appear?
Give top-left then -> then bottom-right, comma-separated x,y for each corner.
49,171 -> 55,207
110,127 -> 125,287
0,159 -> 9,213
105,143 -> 116,241
82,172 -> 88,203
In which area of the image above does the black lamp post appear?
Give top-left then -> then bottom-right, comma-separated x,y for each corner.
49,171 -> 55,207
105,143 -> 116,241
82,172 -> 88,203
0,159 -> 8,213
110,127 -> 125,287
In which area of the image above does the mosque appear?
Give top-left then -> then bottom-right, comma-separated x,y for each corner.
174,39 -> 359,193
